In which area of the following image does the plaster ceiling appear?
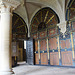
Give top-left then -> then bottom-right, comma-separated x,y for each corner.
14,0 -> 70,28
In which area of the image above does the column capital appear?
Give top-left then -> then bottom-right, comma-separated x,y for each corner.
0,0 -> 20,10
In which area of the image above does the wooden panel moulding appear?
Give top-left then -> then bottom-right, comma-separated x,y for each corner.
68,21 -> 72,30
74,51 -> 75,59
61,51 -> 72,66
60,40 -> 66,49
40,39 -> 47,51
39,30 -> 47,38
65,39 -> 71,48
40,40 -> 43,51
47,38 -> 49,60
48,28 -> 57,36
33,17 -> 39,25
47,16 -> 58,27
49,37 -> 58,50
60,39 -> 71,49
73,32 -> 75,45
57,35 -> 60,51
31,26 -> 38,33
70,9 -> 75,20
38,40 -> 40,60
69,0 -> 75,20
41,53 -> 48,65
57,35 -> 61,59
72,21 -> 75,31
35,53 -> 39,64
35,41 -> 38,51
71,32 -> 74,59
50,52 -> 59,65
32,33 -> 38,39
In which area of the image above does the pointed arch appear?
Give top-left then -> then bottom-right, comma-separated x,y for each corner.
30,7 -> 60,33
12,13 -> 28,39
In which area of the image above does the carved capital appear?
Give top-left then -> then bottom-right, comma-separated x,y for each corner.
0,0 -> 20,11
57,21 -> 67,36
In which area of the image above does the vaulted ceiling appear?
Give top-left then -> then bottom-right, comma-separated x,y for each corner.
14,0 -> 70,28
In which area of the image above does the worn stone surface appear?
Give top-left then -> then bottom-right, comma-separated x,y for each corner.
13,62 -> 75,75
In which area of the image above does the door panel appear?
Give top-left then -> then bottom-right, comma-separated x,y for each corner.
40,39 -> 47,51
41,53 -> 48,65
50,52 -> 59,65
61,51 -> 72,66
49,37 -> 58,50
60,39 -> 71,49
35,53 -> 39,64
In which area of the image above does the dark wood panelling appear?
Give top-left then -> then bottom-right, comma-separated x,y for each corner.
60,40 -> 66,49
49,37 -> 57,50
69,0 -> 75,19
60,39 -> 71,49
31,26 -> 38,33
50,52 -> 59,65
12,13 -> 28,37
72,22 -> 75,30
47,17 -> 57,27
32,18 -> 39,25
35,53 -> 39,64
35,41 -> 38,51
66,39 -> 71,48
30,7 -> 59,66
40,39 -> 47,51
73,32 -> 75,47
39,31 -> 47,38
61,51 -> 72,66
70,9 -> 75,19
67,0 -> 75,20
48,28 -> 56,36
32,33 -> 38,39
30,7 -> 59,33
41,53 -> 48,65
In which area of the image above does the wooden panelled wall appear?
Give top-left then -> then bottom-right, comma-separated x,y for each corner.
31,0 -> 75,66
12,13 -> 28,40
32,22 -> 75,66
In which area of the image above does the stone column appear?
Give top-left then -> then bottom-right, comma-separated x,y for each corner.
0,0 -> 20,75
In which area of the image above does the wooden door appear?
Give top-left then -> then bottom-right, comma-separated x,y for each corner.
40,39 -> 48,65
49,37 -> 59,65
50,52 -> 59,65
59,32 -> 73,66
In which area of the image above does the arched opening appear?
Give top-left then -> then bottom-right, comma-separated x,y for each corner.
12,13 -> 28,67
30,7 -> 60,33
30,7 -> 60,65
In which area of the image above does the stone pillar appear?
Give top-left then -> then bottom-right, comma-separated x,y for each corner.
0,0 -> 20,75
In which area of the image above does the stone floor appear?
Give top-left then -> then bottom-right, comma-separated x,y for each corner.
13,62 -> 75,75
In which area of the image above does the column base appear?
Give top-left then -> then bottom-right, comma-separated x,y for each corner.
0,72 -> 14,75
0,71 -> 15,75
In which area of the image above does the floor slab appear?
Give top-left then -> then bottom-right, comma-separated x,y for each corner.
13,62 -> 75,75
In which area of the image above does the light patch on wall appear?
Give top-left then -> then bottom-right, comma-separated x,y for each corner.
24,40 -> 26,49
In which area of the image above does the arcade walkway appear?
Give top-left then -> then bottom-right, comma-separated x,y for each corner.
13,62 -> 75,75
